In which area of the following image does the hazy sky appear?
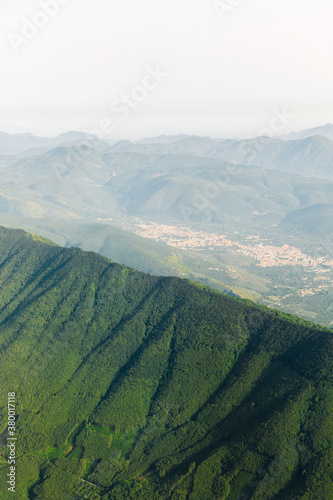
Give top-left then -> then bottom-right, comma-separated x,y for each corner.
1,0 -> 333,140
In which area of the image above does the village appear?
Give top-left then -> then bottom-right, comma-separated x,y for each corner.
135,221 -> 333,271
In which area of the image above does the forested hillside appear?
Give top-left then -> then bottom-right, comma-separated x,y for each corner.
0,227 -> 332,499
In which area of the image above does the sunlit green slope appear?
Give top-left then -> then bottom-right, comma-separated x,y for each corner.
0,227 -> 332,499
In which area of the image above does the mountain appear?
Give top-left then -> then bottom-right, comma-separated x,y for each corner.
281,202 -> 333,236
136,134 -> 190,144
246,136 -> 333,180
0,130 -> 110,156
104,135 -> 333,181
3,128 -> 333,179
281,123 -> 333,142
0,131 -> 46,155
103,136 -> 333,182
107,135 -> 223,156
204,136 -> 333,181
4,143 -> 333,226
0,227 -> 332,499
1,131 -> 333,227
101,155 -> 333,225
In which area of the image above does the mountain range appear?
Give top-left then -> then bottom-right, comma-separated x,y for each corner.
1,138 -> 333,227
0,128 -> 332,327
0,130 -> 111,156
281,123 -> 333,142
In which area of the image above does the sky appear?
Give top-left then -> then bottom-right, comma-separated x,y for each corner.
0,0 -> 333,140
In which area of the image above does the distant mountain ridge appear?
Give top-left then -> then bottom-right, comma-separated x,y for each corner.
106,134 -> 333,181
2,126 -> 333,179
0,130 -> 111,156
281,123 -> 333,141
215,135 -> 333,180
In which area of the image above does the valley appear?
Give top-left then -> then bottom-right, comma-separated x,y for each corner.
133,220 -> 333,326
0,128 -> 332,327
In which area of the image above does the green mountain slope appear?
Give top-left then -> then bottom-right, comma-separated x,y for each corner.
0,214 -> 243,298
0,227 -> 332,499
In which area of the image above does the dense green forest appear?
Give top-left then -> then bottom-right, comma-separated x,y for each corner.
0,227 -> 332,499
